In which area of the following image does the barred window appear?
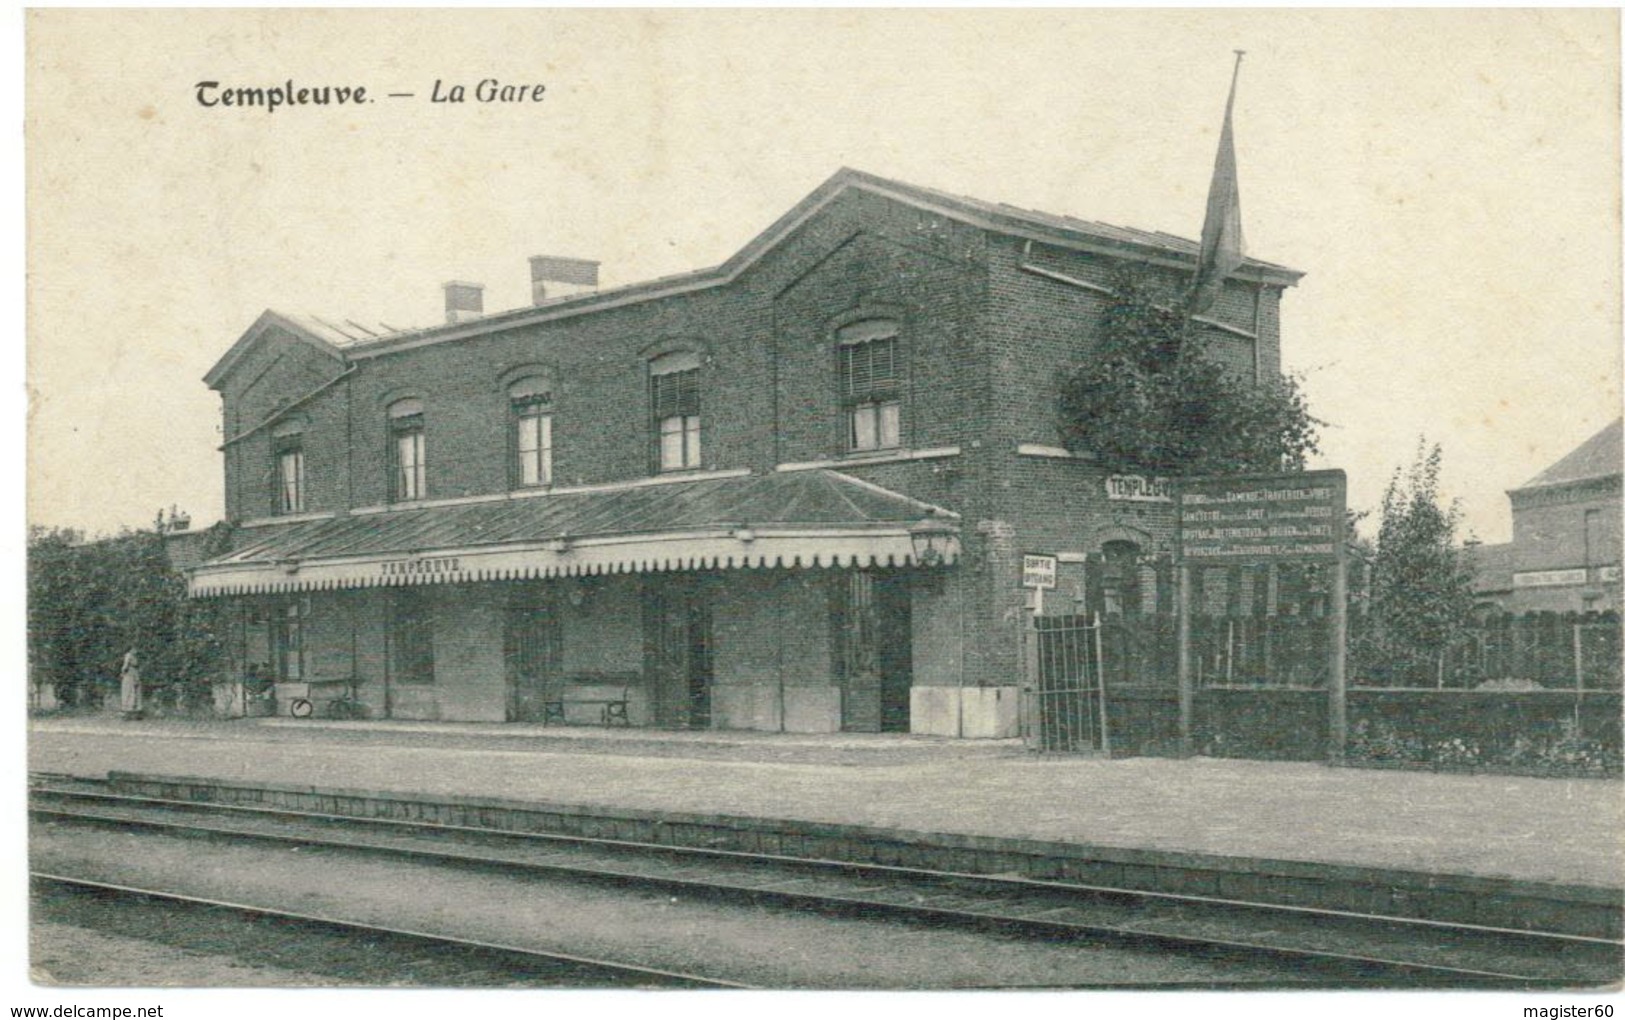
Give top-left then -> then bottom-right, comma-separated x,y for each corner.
391,588 -> 435,686
650,351 -> 701,472
387,398 -> 425,502
272,599 -> 306,681
838,321 -> 901,452
509,376 -> 553,488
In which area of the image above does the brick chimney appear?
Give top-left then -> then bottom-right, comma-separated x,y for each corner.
529,256 -> 599,304
443,281 -> 484,324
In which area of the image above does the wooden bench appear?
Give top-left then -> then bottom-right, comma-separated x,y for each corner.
543,675 -> 638,727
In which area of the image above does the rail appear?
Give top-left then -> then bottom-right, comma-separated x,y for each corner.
32,872 -> 748,988
31,782 -> 1620,987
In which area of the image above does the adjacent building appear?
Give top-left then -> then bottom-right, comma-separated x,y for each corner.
1472,418 -> 1622,613
187,168 -> 1302,736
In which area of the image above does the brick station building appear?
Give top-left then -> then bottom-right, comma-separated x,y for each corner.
188,168 -> 1302,737
1471,418 -> 1623,614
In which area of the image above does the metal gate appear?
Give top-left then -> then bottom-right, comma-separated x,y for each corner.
1027,613 -> 1109,753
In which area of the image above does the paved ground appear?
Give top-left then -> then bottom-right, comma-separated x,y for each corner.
28,714 -> 1625,889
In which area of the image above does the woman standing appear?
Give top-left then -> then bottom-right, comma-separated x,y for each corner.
118,648 -> 143,719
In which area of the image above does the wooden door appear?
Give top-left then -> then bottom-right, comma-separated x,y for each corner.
645,578 -> 713,729
835,570 -> 912,733
505,596 -> 560,723
874,572 -> 913,733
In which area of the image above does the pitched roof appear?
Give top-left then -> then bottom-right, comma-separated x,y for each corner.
189,470 -> 959,596
1516,418 -> 1623,491
1468,541 -> 1515,594
279,313 -> 424,348
851,170 -> 1300,278
203,310 -> 353,390
206,167 -> 1306,379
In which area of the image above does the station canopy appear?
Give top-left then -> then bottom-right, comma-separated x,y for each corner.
188,469 -> 960,597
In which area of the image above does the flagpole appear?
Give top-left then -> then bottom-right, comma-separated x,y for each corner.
1177,49 -> 1249,378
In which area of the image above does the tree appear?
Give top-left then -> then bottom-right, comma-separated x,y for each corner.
27,526 -> 90,705
1057,272 -> 1319,476
1354,441 -> 1478,686
27,520 -> 229,711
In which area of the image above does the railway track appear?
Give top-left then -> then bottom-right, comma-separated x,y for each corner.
30,780 -> 1623,988
31,872 -> 748,988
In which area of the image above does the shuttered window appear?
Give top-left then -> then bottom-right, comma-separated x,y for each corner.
838,322 -> 901,452
650,352 -> 701,472
840,336 -> 897,401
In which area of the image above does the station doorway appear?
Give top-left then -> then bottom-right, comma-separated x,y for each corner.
836,570 -> 912,733
646,579 -> 714,729
504,590 -> 561,723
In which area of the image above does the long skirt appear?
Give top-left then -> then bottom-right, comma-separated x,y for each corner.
120,668 -> 142,714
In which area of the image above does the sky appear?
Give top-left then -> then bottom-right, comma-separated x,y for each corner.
23,9 -> 1622,545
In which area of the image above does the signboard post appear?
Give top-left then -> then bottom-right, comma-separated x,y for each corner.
1022,553 -> 1057,615
1175,470 -> 1348,760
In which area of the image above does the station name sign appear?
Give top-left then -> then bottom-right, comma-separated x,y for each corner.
379,556 -> 462,577
1105,475 -> 1173,503
1177,470 -> 1346,564
1512,568 -> 1587,589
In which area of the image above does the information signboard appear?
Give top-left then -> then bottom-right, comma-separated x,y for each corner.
1172,468 -> 1352,764
1021,554 -> 1058,589
1176,469 -> 1346,564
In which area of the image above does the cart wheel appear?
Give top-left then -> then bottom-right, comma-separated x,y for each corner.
289,698 -> 314,718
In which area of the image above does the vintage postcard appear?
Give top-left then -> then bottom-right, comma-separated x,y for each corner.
20,8 -> 1622,1016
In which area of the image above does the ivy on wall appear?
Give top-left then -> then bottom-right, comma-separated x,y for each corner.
1057,272 -> 1319,477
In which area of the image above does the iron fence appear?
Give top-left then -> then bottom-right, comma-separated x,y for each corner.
1354,610 -> 1623,690
1028,614 -> 1108,753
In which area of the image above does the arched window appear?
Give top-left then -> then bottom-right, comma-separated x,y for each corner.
508,375 -> 553,488
650,350 -> 701,472
837,320 -> 901,452
270,419 -> 305,515
387,398 -> 426,502
1100,540 -> 1143,616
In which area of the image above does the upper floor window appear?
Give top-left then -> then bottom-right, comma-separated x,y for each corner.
270,421 -> 305,515
509,376 -> 554,488
388,398 -> 426,501
650,351 -> 701,472
838,320 -> 901,452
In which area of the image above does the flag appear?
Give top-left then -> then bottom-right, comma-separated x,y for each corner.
1188,54 -> 1246,316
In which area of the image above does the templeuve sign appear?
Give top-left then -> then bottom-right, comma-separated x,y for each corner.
1104,475 -> 1174,503
379,556 -> 462,576
1176,470 -> 1347,564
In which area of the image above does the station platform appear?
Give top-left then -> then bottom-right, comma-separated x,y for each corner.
27,714 -> 1624,892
